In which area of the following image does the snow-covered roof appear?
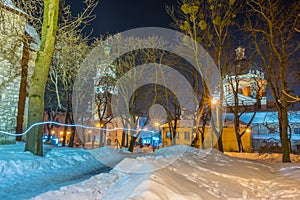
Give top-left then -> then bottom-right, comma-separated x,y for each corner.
25,25 -> 40,51
252,133 -> 300,141
226,111 -> 300,124
2,0 -> 27,15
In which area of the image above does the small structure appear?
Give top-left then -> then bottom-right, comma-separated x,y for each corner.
161,119 -> 252,152
230,111 -> 300,153
0,0 -> 39,144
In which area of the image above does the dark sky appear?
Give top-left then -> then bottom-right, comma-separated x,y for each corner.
68,0 -> 176,37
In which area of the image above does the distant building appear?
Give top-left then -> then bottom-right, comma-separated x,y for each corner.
161,119 -> 252,152
228,111 -> 300,153
160,47 -> 299,153
0,0 -> 39,144
223,47 -> 267,109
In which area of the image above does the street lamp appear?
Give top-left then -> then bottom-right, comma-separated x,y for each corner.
154,121 -> 160,128
211,95 -> 220,148
211,97 -> 218,105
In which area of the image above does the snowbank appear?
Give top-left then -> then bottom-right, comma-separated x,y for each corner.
34,145 -> 300,200
0,143 -> 129,199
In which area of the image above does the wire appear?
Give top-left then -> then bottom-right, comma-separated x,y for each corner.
0,121 -> 155,136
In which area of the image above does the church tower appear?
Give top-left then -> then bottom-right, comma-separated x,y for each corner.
223,47 -> 267,109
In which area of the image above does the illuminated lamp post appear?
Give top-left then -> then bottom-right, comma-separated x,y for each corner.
211,95 -> 220,148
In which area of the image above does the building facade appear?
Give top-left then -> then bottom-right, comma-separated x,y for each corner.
161,119 -> 252,152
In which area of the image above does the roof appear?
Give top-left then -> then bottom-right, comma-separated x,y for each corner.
25,25 -> 40,51
1,0 -> 27,16
226,111 -> 300,124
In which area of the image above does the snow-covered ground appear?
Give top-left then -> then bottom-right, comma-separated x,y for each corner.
1,143 -> 300,200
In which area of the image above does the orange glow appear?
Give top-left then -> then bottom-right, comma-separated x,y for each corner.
211,97 -> 218,105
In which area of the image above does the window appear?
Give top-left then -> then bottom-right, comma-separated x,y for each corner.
251,125 -> 259,134
184,132 -> 190,140
268,127 -> 277,134
238,88 -> 243,95
294,128 -> 300,135
166,132 -> 171,138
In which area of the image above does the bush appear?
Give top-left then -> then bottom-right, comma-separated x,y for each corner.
258,142 -> 282,154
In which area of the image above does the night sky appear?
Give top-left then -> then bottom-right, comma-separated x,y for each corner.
68,0 -> 176,37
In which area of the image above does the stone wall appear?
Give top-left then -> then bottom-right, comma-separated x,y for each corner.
0,76 -> 21,143
0,5 -> 26,144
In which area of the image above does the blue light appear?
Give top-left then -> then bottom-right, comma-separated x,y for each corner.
52,138 -> 59,145
153,137 -> 159,141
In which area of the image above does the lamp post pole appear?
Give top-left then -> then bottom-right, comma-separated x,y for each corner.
211,96 -> 219,148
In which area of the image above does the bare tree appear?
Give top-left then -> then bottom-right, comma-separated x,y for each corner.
23,0 -> 60,155
49,29 -> 91,147
224,47 -> 266,152
167,0 -> 240,151
245,0 -> 300,162
106,35 -> 170,152
283,90 -> 300,103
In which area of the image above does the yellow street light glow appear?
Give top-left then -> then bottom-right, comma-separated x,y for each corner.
246,128 -> 251,133
96,121 -> 105,128
67,131 -> 71,135
60,131 -> 63,135
211,97 -> 218,105
154,122 -> 160,127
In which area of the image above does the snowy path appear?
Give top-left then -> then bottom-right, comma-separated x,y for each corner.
1,163 -> 110,200
0,143 -> 113,200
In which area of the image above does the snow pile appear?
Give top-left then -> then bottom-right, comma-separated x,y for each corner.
34,145 -> 300,200
226,152 -> 300,163
0,143 -> 130,199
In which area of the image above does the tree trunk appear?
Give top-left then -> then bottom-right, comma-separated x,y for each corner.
280,105 -> 291,162
68,114 -> 76,147
62,111 -> 70,147
192,86 -> 207,149
128,135 -> 137,152
121,131 -> 125,147
237,136 -> 243,152
25,0 -> 60,156
217,47 -> 224,153
126,133 -> 129,147
16,45 -> 29,141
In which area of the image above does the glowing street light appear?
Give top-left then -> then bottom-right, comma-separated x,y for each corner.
211,97 -> 218,105
246,128 -> 251,133
211,94 -> 220,148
